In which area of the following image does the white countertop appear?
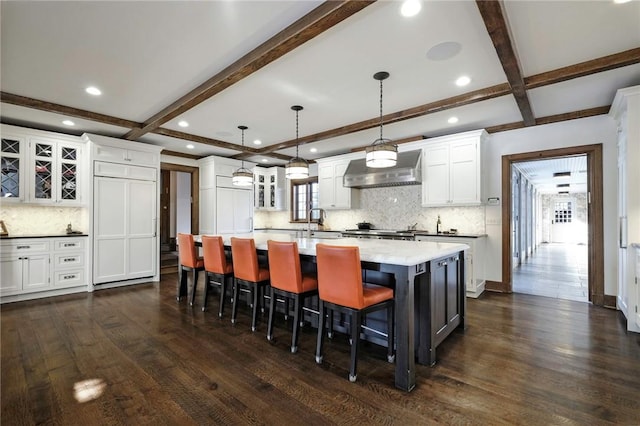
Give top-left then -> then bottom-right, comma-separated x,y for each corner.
199,233 -> 469,267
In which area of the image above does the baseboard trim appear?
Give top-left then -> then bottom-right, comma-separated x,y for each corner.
485,280 -> 509,293
603,294 -> 617,309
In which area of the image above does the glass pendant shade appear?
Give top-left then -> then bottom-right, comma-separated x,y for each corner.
366,138 -> 398,168
285,157 -> 309,179
232,125 -> 254,186
232,167 -> 254,186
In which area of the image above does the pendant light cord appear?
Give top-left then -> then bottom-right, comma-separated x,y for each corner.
379,77 -> 384,141
295,108 -> 300,159
241,127 -> 245,168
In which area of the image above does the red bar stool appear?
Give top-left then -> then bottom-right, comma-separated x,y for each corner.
230,237 -> 270,332
315,243 -> 395,383
201,235 -> 234,318
177,233 -> 204,306
266,240 -> 318,353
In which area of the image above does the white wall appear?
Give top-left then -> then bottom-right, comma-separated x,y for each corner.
484,115 -> 618,295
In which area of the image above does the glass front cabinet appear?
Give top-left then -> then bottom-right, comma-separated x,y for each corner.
254,166 -> 285,211
1,125 -> 84,205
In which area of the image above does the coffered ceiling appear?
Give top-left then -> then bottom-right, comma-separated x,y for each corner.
1,0 -> 639,166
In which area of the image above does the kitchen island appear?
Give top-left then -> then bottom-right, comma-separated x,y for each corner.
193,233 -> 468,392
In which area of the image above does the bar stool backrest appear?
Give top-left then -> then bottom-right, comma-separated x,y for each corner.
202,236 -> 229,274
177,233 -> 199,268
316,244 -> 364,309
267,240 -> 302,293
230,237 -> 260,282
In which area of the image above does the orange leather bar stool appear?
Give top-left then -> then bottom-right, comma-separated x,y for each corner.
230,237 -> 270,331
266,240 -> 318,353
201,235 -> 234,318
177,233 -> 205,305
315,243 -> 395,382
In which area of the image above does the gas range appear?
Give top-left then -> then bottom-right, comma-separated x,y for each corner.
341,229 -> 415,240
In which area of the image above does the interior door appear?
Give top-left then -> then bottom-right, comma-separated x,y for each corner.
160,170 -> 170,246
511,167 -> 520,268
551,198 -> 575,243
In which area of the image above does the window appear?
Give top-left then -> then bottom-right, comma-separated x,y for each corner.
554,201 -> 572,223
290,178 -> 319,222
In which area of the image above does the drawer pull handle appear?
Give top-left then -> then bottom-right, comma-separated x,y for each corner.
17,245 -> 30,249
63,274 -> 76,280
63,257 -> 76,262
63,243 -> 76,247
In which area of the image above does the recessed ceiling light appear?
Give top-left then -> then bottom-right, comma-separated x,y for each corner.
178,120 -> 189,128
310,147 -> 318,153
261,159 -> 269,163
455,76 -> 471,87
253,139 -> 262,145
426,41 -> 462,61
614,0 -> 631,4
400,0 -> 421,17
62,120 -> 75,126
448,116 -> 459,124
186,144 -> 195,150
85,86 -> 101,96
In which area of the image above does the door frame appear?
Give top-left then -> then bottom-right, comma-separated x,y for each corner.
160,163 -> 199,234
497,144 -> 605,306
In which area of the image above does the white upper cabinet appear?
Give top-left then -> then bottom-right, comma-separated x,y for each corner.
197,155 -> 255,235
1,124 -> 85,205
254,166 -> 286,211
317,157 -> 359,210
421,130 -> 487,207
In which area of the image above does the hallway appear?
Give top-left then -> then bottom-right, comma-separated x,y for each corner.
512,242 -> 588,302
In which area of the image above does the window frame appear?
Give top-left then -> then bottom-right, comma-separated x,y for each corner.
289,177 -> 319,223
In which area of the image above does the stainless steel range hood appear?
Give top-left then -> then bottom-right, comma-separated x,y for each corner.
343,149 -> 422,188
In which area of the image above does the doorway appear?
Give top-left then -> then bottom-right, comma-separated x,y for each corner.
511,156 -> 589,302
159,163 -> 199,274
499,144 -> 605,306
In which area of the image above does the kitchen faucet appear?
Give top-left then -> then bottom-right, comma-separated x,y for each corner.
308,208 -> 327,238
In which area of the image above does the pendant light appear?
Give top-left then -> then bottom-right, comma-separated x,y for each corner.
285,105 -> 309,179
365,71 -> 397,168
232,125 -> 254,186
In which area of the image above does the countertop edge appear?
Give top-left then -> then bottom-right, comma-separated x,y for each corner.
1,234 -> 89,239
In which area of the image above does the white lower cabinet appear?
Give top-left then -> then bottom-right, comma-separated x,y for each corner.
216,187 -> 253,234
0,236 -> 88,300
415,235 -> 486,298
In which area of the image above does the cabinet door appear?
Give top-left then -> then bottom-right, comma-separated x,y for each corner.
423,144 -> 450,206
318,164 -> 335,209
57,142 -> 82,204
127,180 -> 157,279
255,171 -> 266,209
233,189 -> 253,233
200,187 -> 215,235
22,254 -> 51,292
0,257 -> 22,294
30,138 -> 55,203
450,138 -> 479,204
216,187 -> 235,234
93,144 -> 127,163
431,255 -> 461,346
333,162 -> 351,209
126,149 -> 157,167
94,177 -> 127,283
0,135 -> 26,200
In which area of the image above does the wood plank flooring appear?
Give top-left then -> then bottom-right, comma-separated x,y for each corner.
2,274 -> 639,425
513,242 -> 589,302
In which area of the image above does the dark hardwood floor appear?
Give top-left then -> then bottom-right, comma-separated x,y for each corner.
2,273 -> 639,425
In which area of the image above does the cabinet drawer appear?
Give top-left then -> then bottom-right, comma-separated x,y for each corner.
53,269 -> 85,288
54,238 -> 85,251
1,240 -> 50,255
53,252 -> 84,269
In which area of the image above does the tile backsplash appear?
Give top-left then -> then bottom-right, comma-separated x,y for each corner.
0,204 -> 89,236
255,185 -> 486,234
